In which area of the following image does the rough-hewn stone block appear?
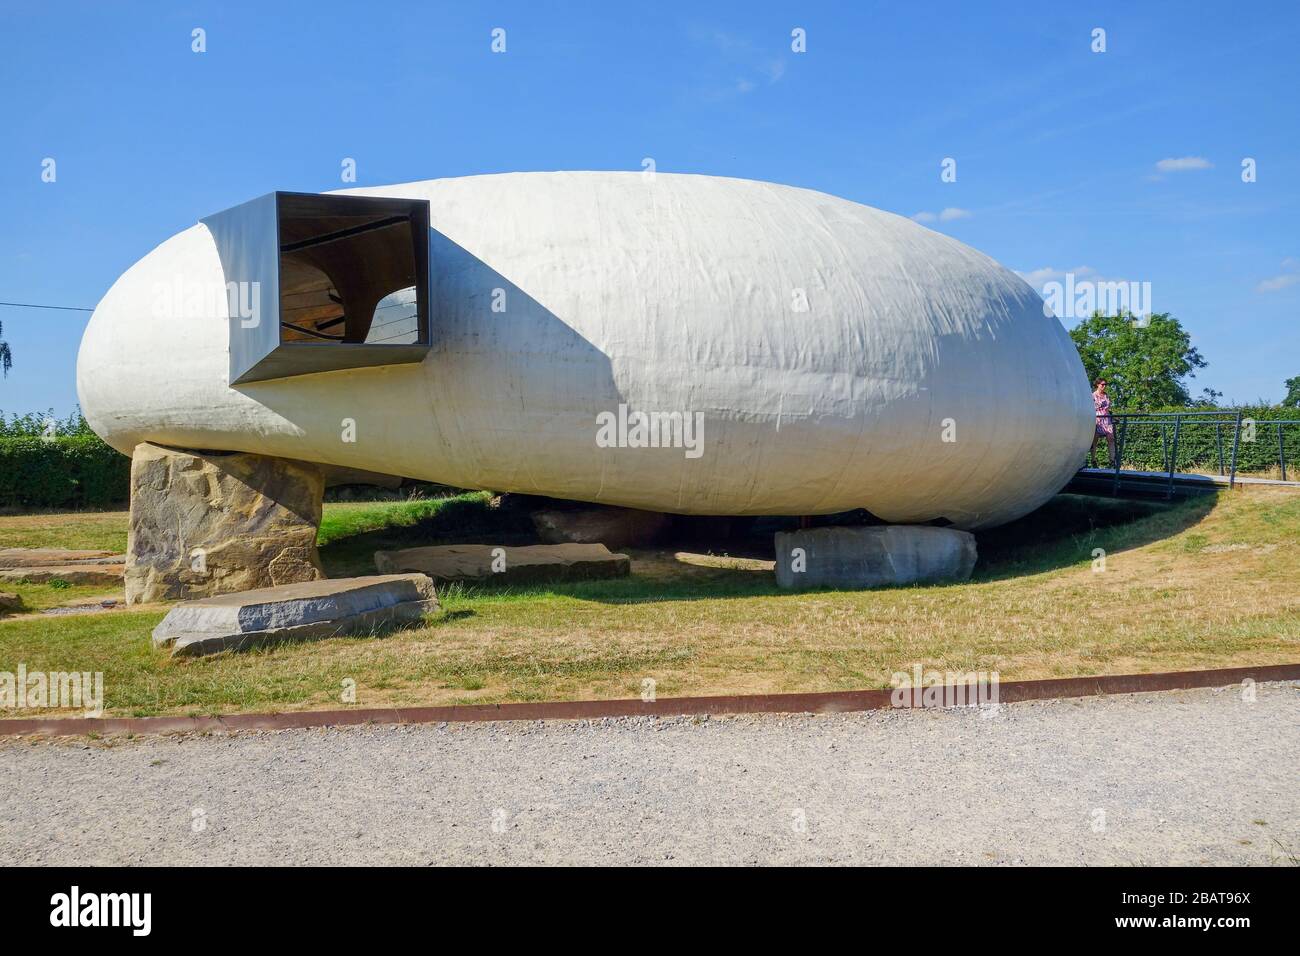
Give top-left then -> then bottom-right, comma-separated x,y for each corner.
774,526 -> 977,590
151,574 -> 438,657
125,442 -> 324,605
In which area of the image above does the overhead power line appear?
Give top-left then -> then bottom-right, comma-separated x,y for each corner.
0,300 -> 94,312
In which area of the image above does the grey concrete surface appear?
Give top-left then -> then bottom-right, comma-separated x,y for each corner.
1,683 -> 1295,866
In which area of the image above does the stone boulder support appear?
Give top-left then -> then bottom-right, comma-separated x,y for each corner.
151,574 -> 438,657
532,506 -> 668,549
125,442 -> 325,605
375,543 -> 630,585
774,525 -> 977,591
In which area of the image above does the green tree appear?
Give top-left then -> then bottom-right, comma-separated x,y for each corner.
1068,312 -> 1208,409
0,320 -> 11,377
1192,387 -> 1223,408
1283,376 -> 1300,409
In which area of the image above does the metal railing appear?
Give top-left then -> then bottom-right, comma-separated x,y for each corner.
1089,410 -> 1300,497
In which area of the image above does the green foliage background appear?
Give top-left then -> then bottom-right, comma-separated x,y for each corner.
0,436 -> 129,509
1284,376 -> 1300,409
0,409 -> 130,509
1092,405 -> 1299,474
1068,312 -> 1208,408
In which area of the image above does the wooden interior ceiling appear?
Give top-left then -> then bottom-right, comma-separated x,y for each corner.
278,209 -> 417,343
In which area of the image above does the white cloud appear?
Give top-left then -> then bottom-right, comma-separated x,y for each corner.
1155,156 -> 1213,172
1017,267 -> 1062,286
1015,265 -> 1096,286
911,208 -> 971,224
1256,258 -> 1300,293
689,28 -> 787,100
1258,274 -> 1300,292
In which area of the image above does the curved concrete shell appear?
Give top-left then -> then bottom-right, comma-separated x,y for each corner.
77,172 -> 1092,529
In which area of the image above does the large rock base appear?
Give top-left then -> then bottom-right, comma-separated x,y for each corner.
774,525 -> 977,590
125,443 -> 325,605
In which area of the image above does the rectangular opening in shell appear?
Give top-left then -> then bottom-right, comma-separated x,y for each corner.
203,191 -> 432,385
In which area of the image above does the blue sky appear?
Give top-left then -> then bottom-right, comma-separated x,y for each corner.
2,0 -> 1297,414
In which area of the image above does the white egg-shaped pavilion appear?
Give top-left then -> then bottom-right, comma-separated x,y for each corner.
78,172 -> 1092,530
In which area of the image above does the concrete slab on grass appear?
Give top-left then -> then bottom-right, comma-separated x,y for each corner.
151,574 -> 438,658
0,565 -> 125,586
374,543 -> 630,585
0,548 -> 125,568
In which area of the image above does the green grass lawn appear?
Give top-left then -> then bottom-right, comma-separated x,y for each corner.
0,510 -> 130,552
1,489 -> 1297,718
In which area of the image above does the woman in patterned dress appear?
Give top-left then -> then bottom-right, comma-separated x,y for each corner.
1090,379 -> 1117,467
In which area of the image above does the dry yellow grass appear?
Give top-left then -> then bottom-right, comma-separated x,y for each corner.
1,490 -> 1296,718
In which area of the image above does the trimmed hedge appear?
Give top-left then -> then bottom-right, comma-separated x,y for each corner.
1099,406 -> 1300,475
0,436 -> 130,509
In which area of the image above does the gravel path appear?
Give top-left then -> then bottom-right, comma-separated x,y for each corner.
2,683 -> 1296,865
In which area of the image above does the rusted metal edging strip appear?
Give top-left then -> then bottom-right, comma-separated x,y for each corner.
1,662 -> 1296,737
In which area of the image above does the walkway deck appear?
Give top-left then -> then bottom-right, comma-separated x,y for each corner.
1066,466 -> 1300,499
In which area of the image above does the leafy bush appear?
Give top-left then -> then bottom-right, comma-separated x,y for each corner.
0,407 -> 99,438
0,435 -> 130,509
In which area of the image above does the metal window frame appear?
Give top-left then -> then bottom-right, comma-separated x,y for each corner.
202,191 -> 432,385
